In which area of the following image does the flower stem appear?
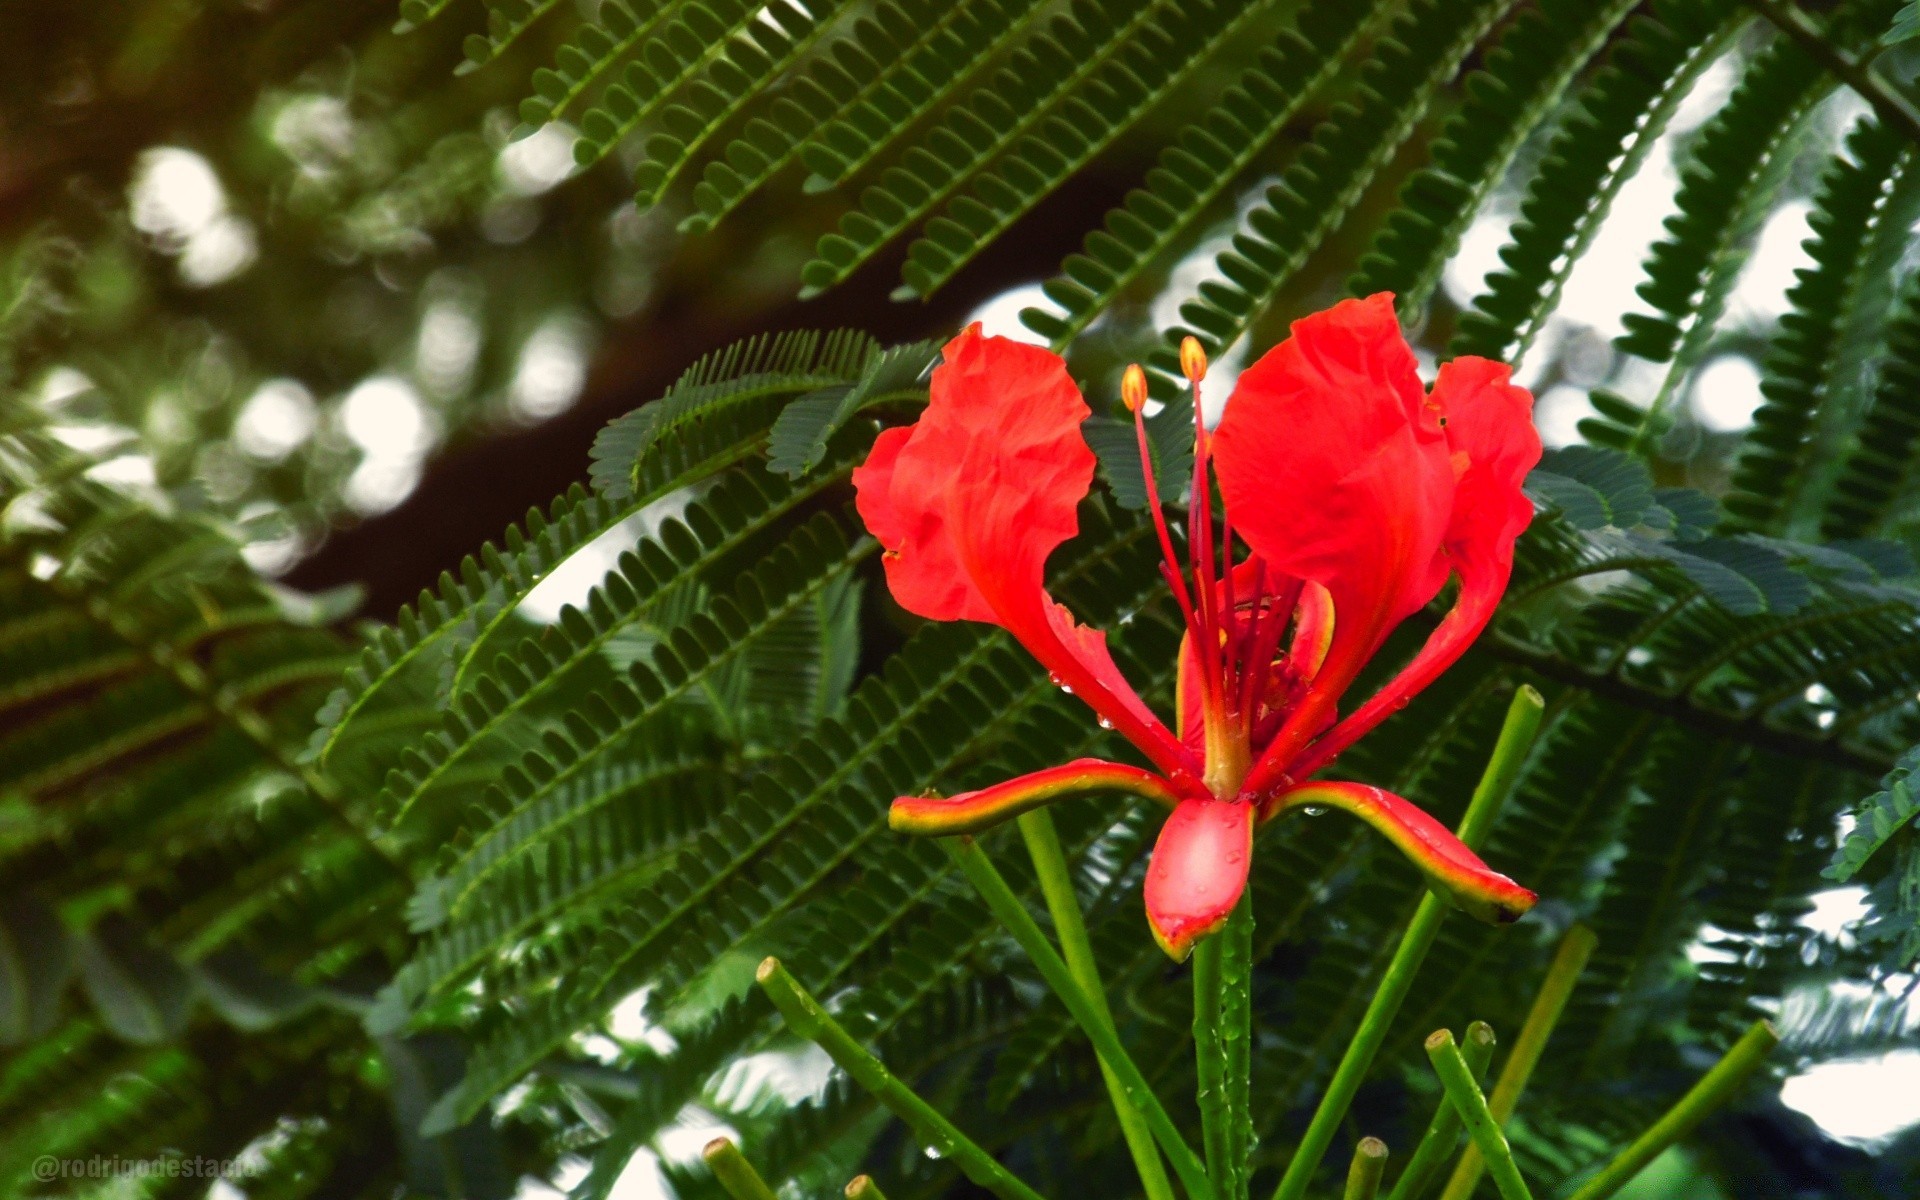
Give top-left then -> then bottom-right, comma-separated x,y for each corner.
946,836 -> 1218,1200
1344,1137 -> 1390,1200
1385,1021 -> 1496,1200
1564,1020 -> 1779,1200
755,958 -> 1048,1200
1193,889 -> 1254,1198
1437,924 -> 1597,1200
1424,1031 -> 1532,1200
1268,685 -> 1544,1200
1017,809 -> 1177,1200
703,1138 -> 780,1200
845,1175 -> 891,1200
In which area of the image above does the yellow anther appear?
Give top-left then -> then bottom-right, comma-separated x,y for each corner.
1121,363 -> 1148,413
1179,336 -> 1208,384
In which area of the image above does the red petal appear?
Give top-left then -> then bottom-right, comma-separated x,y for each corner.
1144,798 -> 1255,960
1288,358 -> 1539,780
852,326 -> 1195,781
1433,356 -> 1540,577
1214,295 -> 1455,785
889,758 -> 1184,836
1266,781 -> 1536,925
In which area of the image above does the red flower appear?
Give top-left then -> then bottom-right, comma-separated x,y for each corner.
858,295 -> 1542,959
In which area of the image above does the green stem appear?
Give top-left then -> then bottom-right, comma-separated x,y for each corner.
1425,1031 -> 1533,1200
755,958 -> 1047,1200
1193,889 -> 1254,1199
1386,1022 -> 1496,1200
1194,924 -> 1229,1183
845,1175 -> 891,1200
1017,809 -> 1176,1200
1345,1138 -> 1390,1200
946,836 -> 1218,1200
1439,925 -> 1597,1200
1269,685 -> 1545,1200
1223,891 -> 1254,1191
703,1138 -> 780,1200
1565,1020 -> 1780,1200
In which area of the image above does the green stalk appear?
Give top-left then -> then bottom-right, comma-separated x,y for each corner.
1193,921 -> 1229,1183
1438,925 -> 1597,1200
1345,1137 -> 1390,1200
845,1175 -> 891,1200
1017,809 -> 1177,1200
1193,889 -> 1254,1199
755,958 -> 1048,1200
1565,1021 -> 1779,1200
1269,685 -> 1545,1200
1425,1031 -> 1532,1200
703,1138 -> 780,1200
946,836 -> 1218,1200
1386,1021 -> 1496,1200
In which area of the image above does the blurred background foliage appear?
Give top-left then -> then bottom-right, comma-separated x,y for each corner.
7,0 -> 1920,1198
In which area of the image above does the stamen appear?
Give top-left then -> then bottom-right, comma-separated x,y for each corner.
1184,338 -> 1224,708
1180,336 -> 1209,387
1125,364 -> 1199,634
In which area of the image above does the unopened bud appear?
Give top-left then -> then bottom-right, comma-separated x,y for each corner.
1121,364 -> 1148,413
1179,336 -> 1208,384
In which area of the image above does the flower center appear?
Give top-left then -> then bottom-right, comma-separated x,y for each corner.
1124,342 -> 1321,795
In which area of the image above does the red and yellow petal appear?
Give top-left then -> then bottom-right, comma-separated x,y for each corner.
1266,781 -> 1535,925
889,759 -> 1185,837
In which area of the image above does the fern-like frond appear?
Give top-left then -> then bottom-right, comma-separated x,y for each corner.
1349,0 -> 1642,316
681,0 -> 1023,234
373,466 -> 838,833
306,484 -> 637,767
520,0 -> 673,129
631,0 -> 851,207
1818,268 -> 1920,539
1145,0 -> 1511,383
589,328 -> 876,497
1019,0 -> 1378,347
799,0 -> 1172,300
459,0 -> 566,73
1450,0 -> 1747,362
571,0 -> 776,168
793,0 -> 1048,192
1722,118 -> 1912,534
412,503 -> 1168,1133
895,0 -> 1283,300
1827,743 -> 1920,881
764,337 -> 939,478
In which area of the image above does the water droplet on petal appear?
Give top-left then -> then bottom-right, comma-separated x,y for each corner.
1302,804 -> 1326,817
1097,715 -> 1114,729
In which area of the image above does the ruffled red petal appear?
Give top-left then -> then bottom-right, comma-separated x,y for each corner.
1288,357 -> 1540,780
1214,294 -> 1455,788
852,325 -> 1196,781
1143,797 -> 1255,960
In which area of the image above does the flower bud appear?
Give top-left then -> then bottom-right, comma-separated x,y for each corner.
1179,336 -> 1208,384
1121,364 -> 1148,413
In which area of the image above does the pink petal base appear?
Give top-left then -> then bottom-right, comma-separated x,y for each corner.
1144,798 -> 1256,961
